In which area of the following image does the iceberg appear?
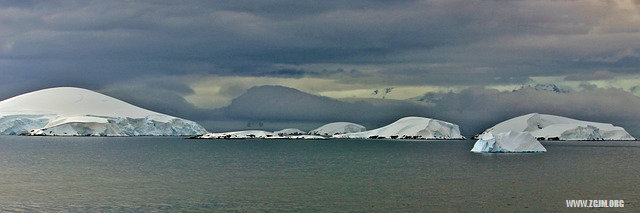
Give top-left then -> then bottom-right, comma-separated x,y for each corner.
477,113 -> 635,141
332,117 -> 464,140
308,122 -> 366,136
0,87 -> 207,136
471,131 -> 547,153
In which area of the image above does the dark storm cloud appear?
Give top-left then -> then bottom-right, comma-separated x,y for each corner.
209,0 -> 419,19
250,67 -> 365,78
0,0 -> 36,8
565,70 -> 615,81
3,0 -> 638,91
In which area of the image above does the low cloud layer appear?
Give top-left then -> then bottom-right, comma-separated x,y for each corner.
223,85 -> 430,125
423,87 -> 640,137
217,85 -> 640,137
565,70 -> 615,81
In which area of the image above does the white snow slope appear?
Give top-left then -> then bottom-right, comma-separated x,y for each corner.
309,122 -> 366,136
332,117 -> 464,139
197,130 -> 326,139
0,87 -> 207,136
479,113 -> 635,141
471,131 -> 547,153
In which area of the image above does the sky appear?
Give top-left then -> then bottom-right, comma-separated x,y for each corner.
1,0 -> 640,136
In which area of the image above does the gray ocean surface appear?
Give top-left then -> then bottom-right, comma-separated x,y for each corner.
1,136 -> 639,212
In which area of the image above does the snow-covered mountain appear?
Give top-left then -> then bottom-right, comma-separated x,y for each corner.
196,130 -> 326,139
471,131 -> 546,153
308,122 -> 366,136
478,113 -> 635,140
0,87 -> 207,136
332,117 -> 464,139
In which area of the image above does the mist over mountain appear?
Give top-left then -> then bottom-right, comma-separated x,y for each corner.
196,85 -> 640,138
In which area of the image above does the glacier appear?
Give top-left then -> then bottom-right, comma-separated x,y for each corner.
0,87 -> 207,136
471,131 -> 547,153
332,117 -> 464,140
477,113 -> 635,141
308,122 -> 366,136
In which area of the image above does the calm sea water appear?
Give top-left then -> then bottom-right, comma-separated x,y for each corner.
0,136 -> 639,212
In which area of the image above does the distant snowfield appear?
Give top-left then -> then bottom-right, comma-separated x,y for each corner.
332,117 -> 465,140
195,122 -> 367,140
308,122 -> 366,136
197,117 -> 464,140
0,87 -> 207,136
196,130 -> 326,140
478,113 -> 635,141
